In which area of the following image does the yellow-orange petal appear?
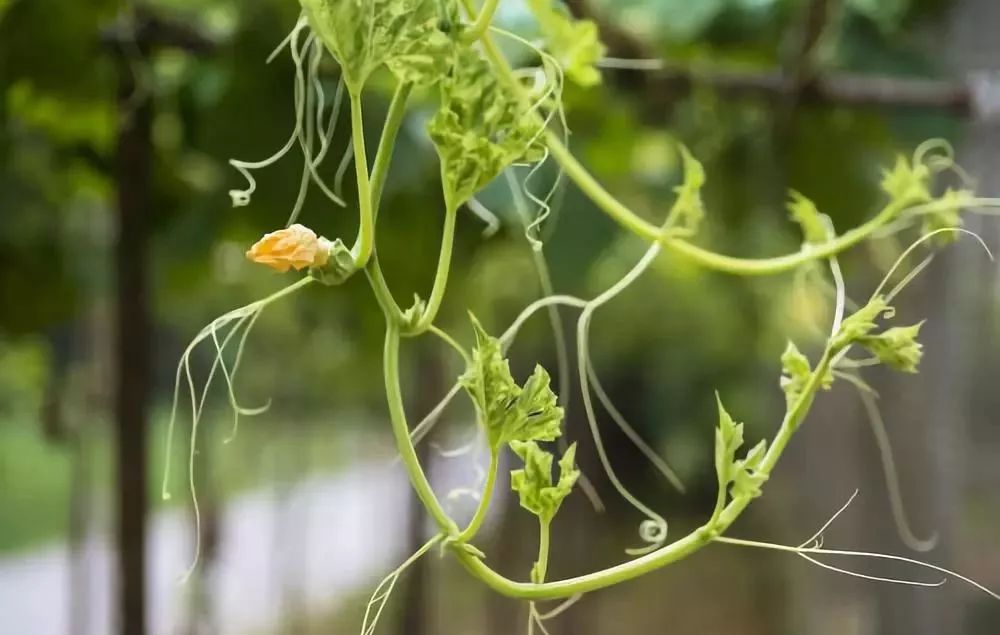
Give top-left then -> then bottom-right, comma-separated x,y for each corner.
246,224 -> 328,273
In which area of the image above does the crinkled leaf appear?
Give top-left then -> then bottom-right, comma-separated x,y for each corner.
731,440 -> 768,500
787,190 -> 829,244
881,154 -> 931,208
301,0 -> 455,90
714,396 -> 744,488
428,48 -> 545,208
526,0 -> 606,87
714,396 -> 768,502
832,296 -> 892,350
666,146 -> 706,235
461,317 -> 564,449
832,298 -> 924,373
857,322 -> 925,373
779,342 -> 832,410
510,441 -> 579,522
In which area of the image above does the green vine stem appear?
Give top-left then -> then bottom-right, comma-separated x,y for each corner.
458,0 -> 909,278
349,91 -> 375,268
365,82 -> 414,323
442,344 -> 839,600
533,518 -> 551,583
404,201 -> 459,336
457,449 -> 499,542
462,0 -> 501,42
377,291 -> 837,599
383,321 -> 459,535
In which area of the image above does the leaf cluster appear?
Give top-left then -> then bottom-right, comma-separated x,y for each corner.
461,317 -> 579,524
833,297 -> 925,373
460,317 -> 564,449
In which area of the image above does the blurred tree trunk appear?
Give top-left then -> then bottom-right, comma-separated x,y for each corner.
114,41 -> 153,635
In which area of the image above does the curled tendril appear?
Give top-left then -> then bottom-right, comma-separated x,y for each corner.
489,26 -> 568,250
577,242 -> 673,555
228,16 -> 347,224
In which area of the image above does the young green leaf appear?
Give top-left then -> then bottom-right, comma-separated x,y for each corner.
714,396 -> 769,502
831,296 -> 892,351
832,297 -> 925,373
857,322 -> 925,374
730,440 -> 768,500
787,190 -> 830,245
510,441 -> 580,522
428,48 -> 546,208
525,0 -> 606,87
881,154 -> 932,209
666,146 -> 706,235
714,396 -> 744,490
780,341 -> 812,409
461,317 -> 564,449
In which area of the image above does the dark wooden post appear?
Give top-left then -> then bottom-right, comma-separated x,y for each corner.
103,10 -> 213,634
112,34 -> 154,635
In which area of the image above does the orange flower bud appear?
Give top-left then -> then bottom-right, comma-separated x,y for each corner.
246,224 -> 332,273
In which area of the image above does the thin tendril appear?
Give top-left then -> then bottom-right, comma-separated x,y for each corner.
838,373 -> 939,552
577,243 -> 671,554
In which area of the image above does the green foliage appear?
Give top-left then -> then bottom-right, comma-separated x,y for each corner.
832,296 -> 892,349
779,341 -> 832,410
857,322 -> 925,373
428,48 -> 546,208
509,441 -> 579,522
460,317 -> 564,449
525,0 -> 606,87
881,154 -> 932,209
714,396 -> 768,502
787,191 -> 829,245
833,297 -> 925,373
667,146 -> 707,235
300,0 -> 455,90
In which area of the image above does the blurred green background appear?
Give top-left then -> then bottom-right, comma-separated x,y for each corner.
2,0 -> 1000,634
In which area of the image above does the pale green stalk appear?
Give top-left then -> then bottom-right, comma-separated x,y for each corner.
383,322 -> 459,534
349,92 -> 375,268
405,201 -> 459,335
457,449 -> 499,542
459,0 -> 906,277
534,518 -> 551,583
462,0 -> 501,42
365,82 -> 414,322
444,346 -> 838,600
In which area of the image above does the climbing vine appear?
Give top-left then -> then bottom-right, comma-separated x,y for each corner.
162,1 -> 1000,632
